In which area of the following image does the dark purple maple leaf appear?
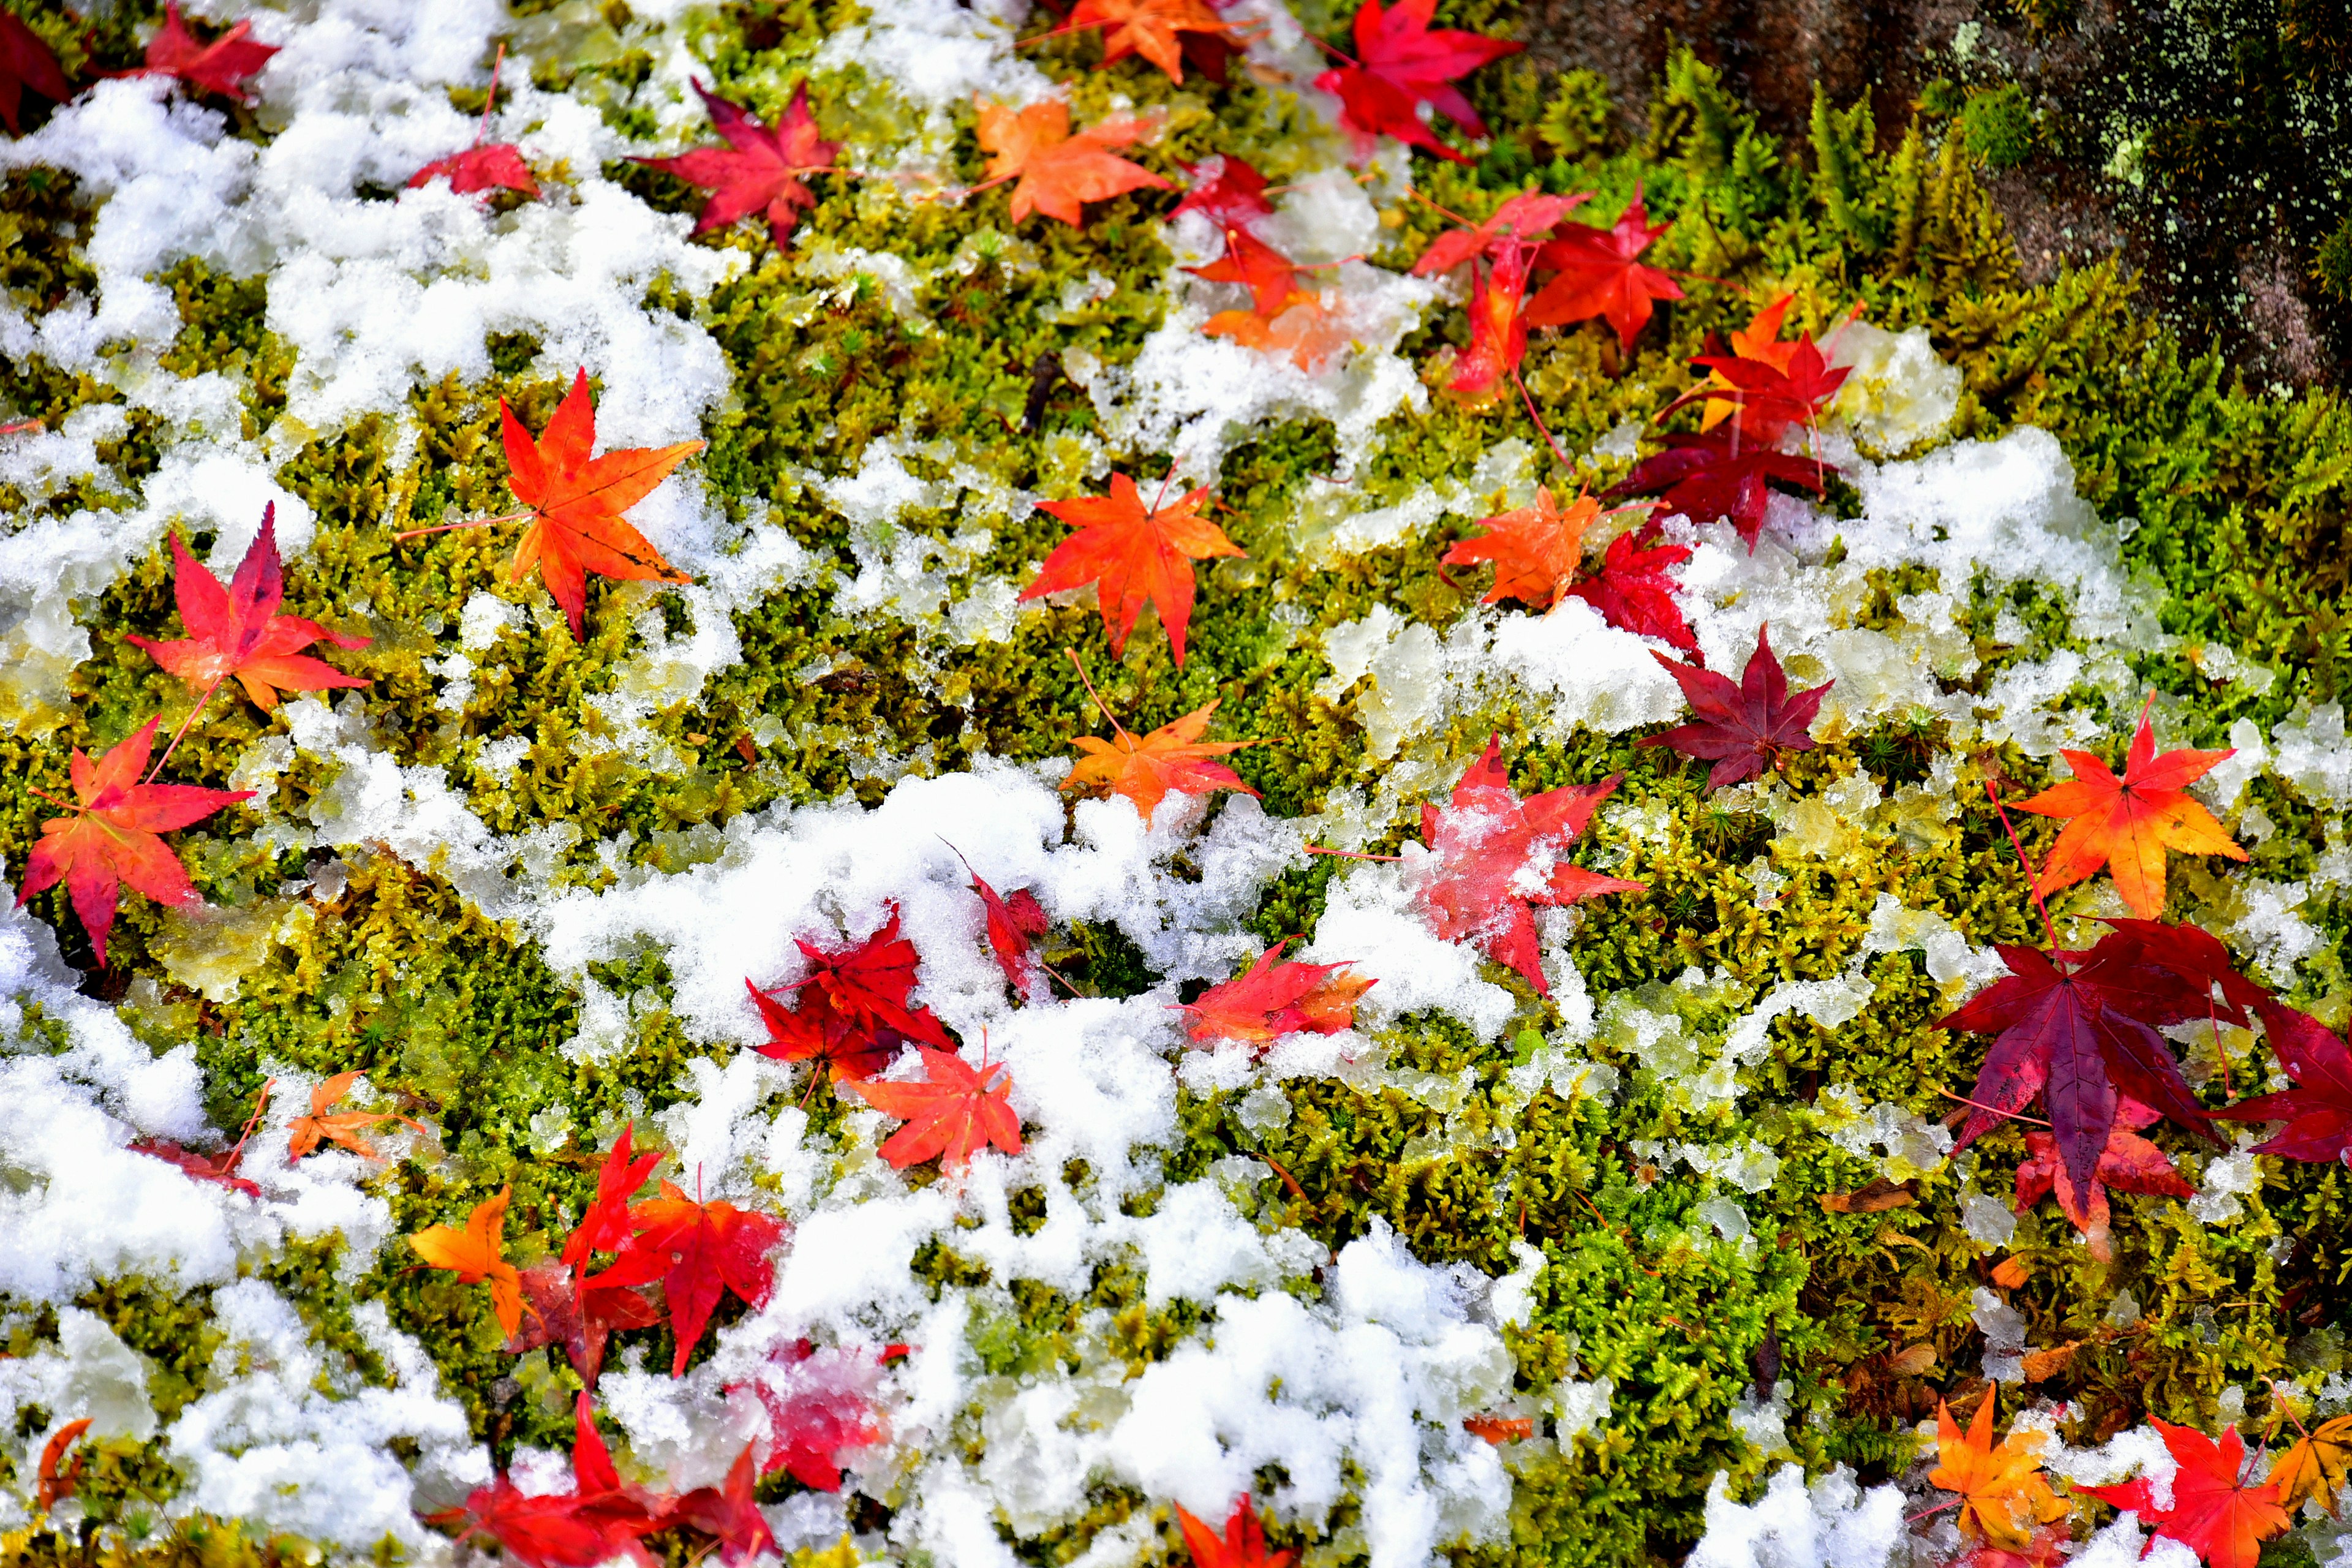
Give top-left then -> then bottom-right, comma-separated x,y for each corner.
1607,430 -> 1833,552
1639,625 -> 1829,787
2213,1003 -> 2352,1164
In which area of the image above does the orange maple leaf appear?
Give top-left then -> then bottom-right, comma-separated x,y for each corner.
35,1419 -> 93,1513
1463,1414 -> 1534,1445
411,1186 -> 528,1338
17,717 -> 254,967
1927,1398 -> 2068,1550
975,97 -> 1170,226
407,369 -> 703,639
2270,1412 -> 2352,1515
287,1069 -> 424,1159
1021,473 -> 1244,666
853,1046 -> 1024,1172
1441,486 -> 1602,610
1065,673 -> 1259,821
1067,0 -> 1240,83
1202,295 -> 1356,371
2013,696 -> 2246,918
1175,1498 -> 1293,1568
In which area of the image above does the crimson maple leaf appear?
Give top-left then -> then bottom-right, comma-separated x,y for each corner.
1411,190 -> 1588,276
1172,155 -> 1275,226
1066,0 -> 1242,84
133,4 -> 276,102
1412,736 -> 1644,997
1447,244 -> 1534,398
471,369 -> 704,638
429,1394 -> 663,1568
853,1046 -> 1025,1172
127,507 -> 370,711
1065,696 -> 1259,821
1179,941 -> 1373,1047
748,905 -> 954,1082
975,97 -> 1169,227
2010,1096 -> 2193,1236
1442,485 -> 1600,609
1561,519 -> 1696,652
1667,339 -> 1851,446
507,1261 -> 663,1389
1022,473 -> 1243,666
948,846 -> 1050,1002
1189,225 -> 1300,318
0,10 -> 72,136
666,1447 -> 776,1567
1608,429 -> 1834,551
1313,0 -> 1521,165
736,1339 -> 894,1491
1640,626 -> 1831,788
584,1181 -> 788,1375
1524,185 -> 1683,351
2213,1002 -> 2352,1162
409,44 -> 535,199
2081,1419 -> 2290,1568
562,1122 -> 663,1272
129,1137 -> 262,1197
2011,699 -> 2247,919
1176,1497 -> 1294,1568
1940,924 -> 2248,1215
18,717 -> 254,966
634,81 -> 839,247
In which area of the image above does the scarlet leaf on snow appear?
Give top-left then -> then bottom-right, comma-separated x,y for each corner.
2010,1096 -> 2193,1237
1022,473 -> 1243,666
1065,698 -> 1258,821
0,10 -> 72,137
736,1339 -> 895,1491
2011,699 -> 2246,919
1640,625 -> 1831,788
1189,225 -> 1300,318
1180,941 -> 1373,1047
134,4 -> 276,102
129,1136 -> 262,1197
665,1447 -> 777,1568
1176,1497 -> 1295,1568
975,97 -> 1169,227
1607,429 -> 1834,551
1667,337 -> 1850,445
748,905 -> 954,1083
409,141 -> 537,198
633,80 -> 839,247
496,368 -> 703,638
2081,1419 -> 2290,1568
562,1121 -> 663,1271
1560,520 -> 1696,652
429,1393 -> 663,1568
1523,184 -> 1682,351
1313,0 -> 1520,165
1172,155 -> 1275,226
948,846 -> 1050,1003
853,1047 -> 1025,1172
2212,1002 -> 2352,1163
584,1181 -> 788,1376
1412,735 -> 1643,997
1442,485 -> 1600,610
18,717 -> 254,966
128,505 -> 371,710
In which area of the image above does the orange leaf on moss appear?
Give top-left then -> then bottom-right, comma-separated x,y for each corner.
1022,474 -> 1243,666
1066,698 -> 1257,821
411,1186 -> 527,1338
974,97 -> 1169,227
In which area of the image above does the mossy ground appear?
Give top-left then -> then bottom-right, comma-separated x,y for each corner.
2,1 -> 2349,1565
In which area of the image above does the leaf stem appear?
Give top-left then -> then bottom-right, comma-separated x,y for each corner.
147,675 -> 225,785
1984,778 -> 2061,952
1065,648 -> 1135,745
1304,843 -> 1401,861
1936,1086 -> 2052,1127
0,418 -> 42,435
394,508 -> 531,541
1513,366 -> 1572,471
475,41 -> 505,146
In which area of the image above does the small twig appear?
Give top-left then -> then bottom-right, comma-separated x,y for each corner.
1304,844 -> 1401,861
0,418 -> 42,436
1261,1152 -> 1308,1201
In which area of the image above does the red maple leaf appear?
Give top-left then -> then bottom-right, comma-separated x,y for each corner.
133,4 -> 276,102
1561,519 -> 1696,652
127,505 -> 371,712
562,1123 -> 664,1272
35,1418 -> 93,1513
2011,698 -> 2247,919
736,1339 -> 894,1491
0,10 -> 72,136
634,81 -> 839,247
2214,1002 -> 2352,1163
129,1137 -> 263,1197
1667,338 -> 1851,446
2010,1096 -> 2193,1235
1524,185 -> 1683,352
1176,1497 -> 1294,1568
948,846 -> 1050,1002
1607,429 -> 1834,551
507,1260 -> 663,1390
2080,1419 -> 2290,1568
1180,941 -> 1373,1048
1447,244 -> 1534,398
665,1447 -> 776,1567
1172,155 -> 1275,226
1442,485 -> 1600,609
1939,924 -> 2248,1215
1022,473 -> 1244,666
409,48 -> 537,200
1312,0 -> 1521,165
584,1182 -> 789,1376
1410,190 -> 1589,277
430,1395 -> 663,1568
1065,0 -> 1242,84
975,97 -> 1169,227
1463,1414 -> 1535,1445
1640,626 -> 1831,788
853,1046 -> 1025,1172
1692,295 -> 1806,432
748,905 -> 954,1081
1189,225 -> 1300,318
18,717 -> 254,966
480,369 -> 703,638
1412,736 -> 1644,997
